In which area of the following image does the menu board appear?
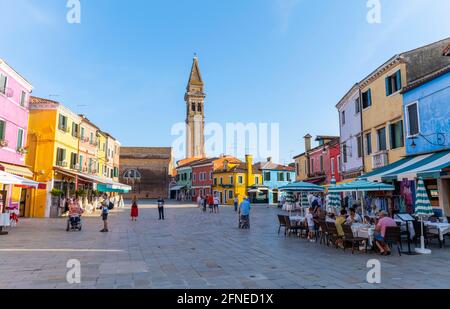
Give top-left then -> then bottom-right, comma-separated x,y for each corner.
395,213 -> 415,221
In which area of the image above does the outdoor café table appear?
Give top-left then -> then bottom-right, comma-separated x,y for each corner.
424,222 -> 450,242
351,223 -> 374,247
289,216 -> 305,225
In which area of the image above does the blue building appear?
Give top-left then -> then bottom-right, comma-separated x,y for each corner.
403,68 -> 450,156
254,159 -> 296,204
402,66 -> 450,217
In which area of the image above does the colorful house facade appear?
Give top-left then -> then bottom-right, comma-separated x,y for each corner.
255,158 -> 295,204
293,152 -> 308,182
0,58 -> 34,217
303,135 -> 340,185
360,38 -> 450,173
336,84 -> 364,180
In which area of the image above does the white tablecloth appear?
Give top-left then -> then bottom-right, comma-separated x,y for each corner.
351,224 -> 374,246
289,216 -> 305,224
425,222 -> 450,241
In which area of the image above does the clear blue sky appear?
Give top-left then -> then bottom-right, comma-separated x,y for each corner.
1,0 -> 449,164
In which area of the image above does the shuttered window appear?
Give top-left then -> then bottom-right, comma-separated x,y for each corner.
0,120 -> 5,140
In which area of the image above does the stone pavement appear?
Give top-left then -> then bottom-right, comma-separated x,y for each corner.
0,202 -> 449,289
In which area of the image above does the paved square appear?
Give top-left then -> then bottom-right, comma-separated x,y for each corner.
0,201 -> 449,289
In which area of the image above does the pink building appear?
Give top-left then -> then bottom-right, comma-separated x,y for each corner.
304,135 -> 341,185
0,58 -> 33,218
0,58 -> 33,174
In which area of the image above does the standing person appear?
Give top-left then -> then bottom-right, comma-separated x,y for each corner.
202,195 -> 207,212
130,196 -> 139,221
234,196 -> 239,212
208,194 -> 214,213
157,196 -> 165,220
197,195 -> 202,208
306,207 -> 316,242
100,193 -> 110,232
213,194 -> 220,213
239,196 -> 251,228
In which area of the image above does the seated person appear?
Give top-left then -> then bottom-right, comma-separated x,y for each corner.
68,199 -> 83,224
313,207 -> 327,221
335,209 -> 347,237
346,208 -> 363,224
374,211 -> 397,255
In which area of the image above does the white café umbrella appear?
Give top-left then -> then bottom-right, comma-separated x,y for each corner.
414,177 -> 434,255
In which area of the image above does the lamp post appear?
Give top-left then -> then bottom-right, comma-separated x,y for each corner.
408,133 -> 446,149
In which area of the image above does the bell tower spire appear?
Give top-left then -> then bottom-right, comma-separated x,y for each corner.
185,54 -> 206,159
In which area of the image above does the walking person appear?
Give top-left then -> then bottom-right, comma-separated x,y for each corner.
157,196 -> 165,220
130,196 -> 139,221
213,194 -> 220,213
239,196 -> 251,228
99,193 -> 110,232
202,195 -> 207,212
208,194 -> 214,213
234,196 -> 239,212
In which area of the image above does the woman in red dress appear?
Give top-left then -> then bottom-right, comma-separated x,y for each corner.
130,196 -> 139,221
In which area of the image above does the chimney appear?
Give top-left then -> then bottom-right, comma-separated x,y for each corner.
245,154 -> 254,189
304,134 -> 312,152
267,157 -> 272,162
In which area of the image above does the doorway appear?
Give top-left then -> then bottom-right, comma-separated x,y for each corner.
19,189 -> 27,217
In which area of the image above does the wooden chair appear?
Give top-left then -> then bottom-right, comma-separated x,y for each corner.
277,215 -> 286,235
317,220 -> 329,246
284,216 -> 303,237
325,222 -> 341,248
384,226 -> 402,256
342,224 -> 368,254
412,220 -> 442,248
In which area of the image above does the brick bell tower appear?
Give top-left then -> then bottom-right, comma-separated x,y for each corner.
185,54 -> 206,159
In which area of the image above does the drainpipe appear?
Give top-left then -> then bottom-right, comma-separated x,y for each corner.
359,87 -> 365,175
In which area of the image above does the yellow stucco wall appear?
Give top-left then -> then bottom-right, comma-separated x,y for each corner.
212,171 -> 262,205
97,132 -> 107,178
361,63 -> 407,173
294,154 -> 308,181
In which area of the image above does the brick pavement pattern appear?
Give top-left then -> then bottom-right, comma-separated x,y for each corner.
0,201 -> 449,289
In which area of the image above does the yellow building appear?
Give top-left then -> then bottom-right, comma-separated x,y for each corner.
97,131 -> 107,179
360,38 -> 450,173
212,155 -> 262,205
27,97 -> 83,217
293,152 -> 308,181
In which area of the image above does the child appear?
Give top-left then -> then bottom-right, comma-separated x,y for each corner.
306,207 -> 315,242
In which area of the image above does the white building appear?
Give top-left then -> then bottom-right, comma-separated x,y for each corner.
336,84 -> 364,180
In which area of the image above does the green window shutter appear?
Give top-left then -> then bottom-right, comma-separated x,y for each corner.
396,70 -> 402,91
0,120 -> 5,140
368,89 -> 372,106
385,76 -> 390,96
17,129 -> 23,150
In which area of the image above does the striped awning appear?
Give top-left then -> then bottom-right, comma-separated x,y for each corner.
362,150 -> 450,181
0,162 -> 34,178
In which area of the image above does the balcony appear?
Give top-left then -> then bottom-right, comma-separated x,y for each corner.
372,151 -> 389,170
71,163 -> 80,170
56,161 -> 68,168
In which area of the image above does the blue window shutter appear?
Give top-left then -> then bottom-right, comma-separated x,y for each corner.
385,76 -> 390,96
396,70 -> 402,91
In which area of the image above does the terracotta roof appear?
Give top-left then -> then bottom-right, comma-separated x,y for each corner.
254,161 -> 295,172
29,96 -> 59,105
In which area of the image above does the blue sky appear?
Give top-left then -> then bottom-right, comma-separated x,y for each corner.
1,0 -> 450,164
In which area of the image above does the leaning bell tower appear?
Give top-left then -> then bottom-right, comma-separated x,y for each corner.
185,55 -> 206,159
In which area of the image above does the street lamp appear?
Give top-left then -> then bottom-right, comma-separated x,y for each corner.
408,133 -> 446,149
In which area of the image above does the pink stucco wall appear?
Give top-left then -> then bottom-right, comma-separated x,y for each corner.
0,67 -> 31,166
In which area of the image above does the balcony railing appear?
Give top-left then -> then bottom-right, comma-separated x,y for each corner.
372,151 -> 389,170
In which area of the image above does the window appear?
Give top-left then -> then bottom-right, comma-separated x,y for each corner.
406,103 -> 419,136
341,111 -> 346,125
320,155 -> 324,172
193,173 -> 196,181
0,73 -> 7,94
230,176 -> 234,184
228,191 -> 233,199
16,128 -> 24,150
238,176 -> 243,184
390,120 -> 404,149
210,172 -> 213,180
189,172 -> 192,180
343,143 -> 348,163
355,97 -> 361,114
70,152 -> 78,168
79,155 -> 83,171
305,161 -> 307,175
362,89 -> 372,109
277,172 -> 284,181
88,158 -> 93,172
0,119 -> 5,140
191,102 -> 195,112
90,132 -> 94,144
80,127 -> 85,139
296,163 -> 299,176
214,178 -> 217,186
264,171 -> 271,181
357,135 -> 363,158
337,155 -> 341,172
310,158 -> 314,173
255,176 -> 259,184
377,127 -> 387,151
385,70 -> 402,96
56,148 -> 66,164
365,133 -> 372,155
58,114 -> 67,131
20,91 -> 26,107
331,158 -> 335,174
287,173 -> 291,181
219,177 -> 223,185
197,103 -> 202,112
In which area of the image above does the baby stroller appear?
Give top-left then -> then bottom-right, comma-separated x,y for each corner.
66,214 -> 82,231
239,214 -> 250,229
